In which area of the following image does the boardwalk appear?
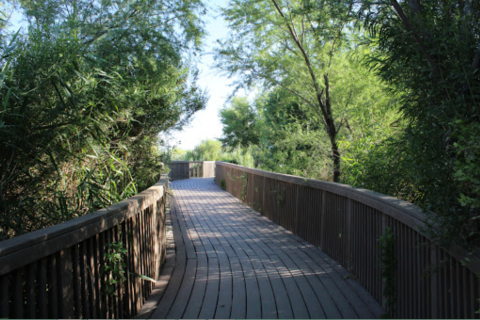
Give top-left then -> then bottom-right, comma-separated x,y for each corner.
137,178 -> 384,319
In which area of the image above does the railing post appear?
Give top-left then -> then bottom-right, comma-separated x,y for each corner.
294,184 -> 299,235
58,248 -> 74,319
430,247 -> 438,319
0,274 -> 9,318
320,190 -> 326,250
381,213 -> 387,311
346,198 -> 352,271
262,176 -> 266,215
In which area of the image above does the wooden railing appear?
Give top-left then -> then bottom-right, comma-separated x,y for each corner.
215,162 -> 480,319
0,177 -> 169,319
168,161 -> 215,181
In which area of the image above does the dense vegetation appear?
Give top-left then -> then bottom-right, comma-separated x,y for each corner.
0,0 -> 206,240
1,0 -> 479,253
165,139 -> 254,167
216,0 -> 480,252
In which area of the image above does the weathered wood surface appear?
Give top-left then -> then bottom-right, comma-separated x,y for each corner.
215,162 -> 480,319
0,178 -> 169,319
168,161 -> 215,181
139,178 -> 383,319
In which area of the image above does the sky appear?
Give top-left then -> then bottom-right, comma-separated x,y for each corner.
165,0 -> 236,150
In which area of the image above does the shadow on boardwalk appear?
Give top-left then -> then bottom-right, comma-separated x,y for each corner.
136,178 -> 384,319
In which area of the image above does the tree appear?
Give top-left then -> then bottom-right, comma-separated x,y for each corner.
215,0 -> 357,182
0,0 -> 207,239
219,96 -> 259,149
359,0 -> 480,250
188,139 -> 223,161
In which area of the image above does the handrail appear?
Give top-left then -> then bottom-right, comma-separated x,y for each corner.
168,161 -> 216,180
0,176 -> 169,319
215,161 -> 480,318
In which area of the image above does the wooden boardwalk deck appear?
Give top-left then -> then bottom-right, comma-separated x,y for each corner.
136,178 -> 384,319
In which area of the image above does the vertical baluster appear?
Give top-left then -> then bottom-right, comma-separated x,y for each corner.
143,209 -> 149,298
456,260 -> 464,318
72,244 -> 82,319
123,220 -> 132,318
140,209 -> 146,301
98,231 -> 107,318
0,273 -> 9,319
92,234 -> 101,318
420,237 -> 426,318
366,205 -> 372,294
87,238 -> 97,319
12,268 -> 23,319
37,258 -> 48,318
408,227 -> 414,317
137,210 -> 144,305
133,214 -> 141,314
147,205 -> 152,293
142,210 -> 147,300
80,240 -> 90,318
114,225 -> 121,318
26,263 -> 36,318
413,233 -> 419,318
460,267 -> 468,318
47,254 -> 58,318
131,216 -> 138,316
118,224 -> 125,319
449,255 -> 455,318
106,229 -> 113,319
472,271 -> 479,318
443,251 -> 451,318
58,248 -> 74,318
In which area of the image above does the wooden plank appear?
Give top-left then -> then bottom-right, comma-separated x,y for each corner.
145,177 -> 386,320
301,244 -> 383,318
198,257 -> 220,319
261,258 -> 293,319
268,248 -> 326,318
269,255 -> 309,319
288,253 -> 342,319
134,250 -> 176,318
250,258 -> 277,319
165,257 -> 197,318
229,256 -> 247,319
182,254 -> 208,318
244,198 -> 380,319
149,203 -> 187,319
208,178 -> 376,318
214,253 -> 233,319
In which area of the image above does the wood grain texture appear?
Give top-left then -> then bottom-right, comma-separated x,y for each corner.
143,178 -> 383,319
215,163 -> 480,319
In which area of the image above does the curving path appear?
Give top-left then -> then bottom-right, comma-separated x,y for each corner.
136,178 -> 384,319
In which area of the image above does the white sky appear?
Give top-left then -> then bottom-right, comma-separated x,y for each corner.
166,0 -> 235,150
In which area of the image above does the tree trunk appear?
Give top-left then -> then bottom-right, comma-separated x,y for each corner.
331,138 -> 341,182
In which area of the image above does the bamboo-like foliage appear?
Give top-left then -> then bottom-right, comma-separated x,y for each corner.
0,0 -> 207,240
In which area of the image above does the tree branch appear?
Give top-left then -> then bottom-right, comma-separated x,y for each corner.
389,0 -> 440,78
